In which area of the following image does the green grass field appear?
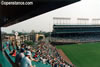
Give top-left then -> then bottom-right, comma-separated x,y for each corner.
56,42 -> 100,67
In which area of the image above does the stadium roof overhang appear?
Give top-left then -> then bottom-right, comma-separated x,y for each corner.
0,0 -> 80,27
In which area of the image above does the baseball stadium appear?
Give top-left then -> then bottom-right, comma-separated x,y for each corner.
1,0 -> 100,67
51,17 -> 100,67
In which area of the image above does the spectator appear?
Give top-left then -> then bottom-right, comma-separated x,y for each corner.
54,62 -> 58,67
6,41 -> 10,47
20,44 -> 25,51
27,49 -> 39,62
15,48 -> 25,66
9,49 -> 16,57
20,51 -> 33,67
42,57 -> 47,64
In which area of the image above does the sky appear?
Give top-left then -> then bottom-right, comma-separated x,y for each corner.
2,0 -> 100,33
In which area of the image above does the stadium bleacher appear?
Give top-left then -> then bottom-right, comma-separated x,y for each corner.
2,41 -> 52,67
2,40 -> 72,67
0,51 -> 12,67
51,25 -> 100,43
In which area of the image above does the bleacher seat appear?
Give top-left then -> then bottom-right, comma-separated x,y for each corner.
4,48 -> 16,63
0,51 -> 12,67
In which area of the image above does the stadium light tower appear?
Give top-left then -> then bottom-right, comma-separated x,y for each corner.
53,17 -> 71,25
77,18 -> 89,25
92,18 -> 100,25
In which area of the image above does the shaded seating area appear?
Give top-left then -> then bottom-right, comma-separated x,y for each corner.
0,51 -> 12,67
2,41 -> 51,67
2,40 -> 72,67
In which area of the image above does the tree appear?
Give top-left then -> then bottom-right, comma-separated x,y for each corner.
24,40 -> 34,45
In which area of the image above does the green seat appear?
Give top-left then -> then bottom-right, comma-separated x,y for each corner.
3,43 -> 7,49
9,45 -> 13,51
5,48 -> 15,63
0,51 -> 12,67
3,41 -> 16,63
32,52 -> 35,57
13,46 -> 16,50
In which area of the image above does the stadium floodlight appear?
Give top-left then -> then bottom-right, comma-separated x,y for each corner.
77,18 -> 89,25
53,17 -> 71,25
92,18 -> 100,25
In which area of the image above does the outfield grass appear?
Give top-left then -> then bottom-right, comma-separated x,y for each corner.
56,42 -> 100,67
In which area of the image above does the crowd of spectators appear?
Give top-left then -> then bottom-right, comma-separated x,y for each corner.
4,40 -> 73,67
36,42 -> 72,67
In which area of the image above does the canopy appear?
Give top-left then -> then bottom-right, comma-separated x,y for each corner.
0,0 -> 80,27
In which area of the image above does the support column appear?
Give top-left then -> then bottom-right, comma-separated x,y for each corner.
0,28 -> 2,51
